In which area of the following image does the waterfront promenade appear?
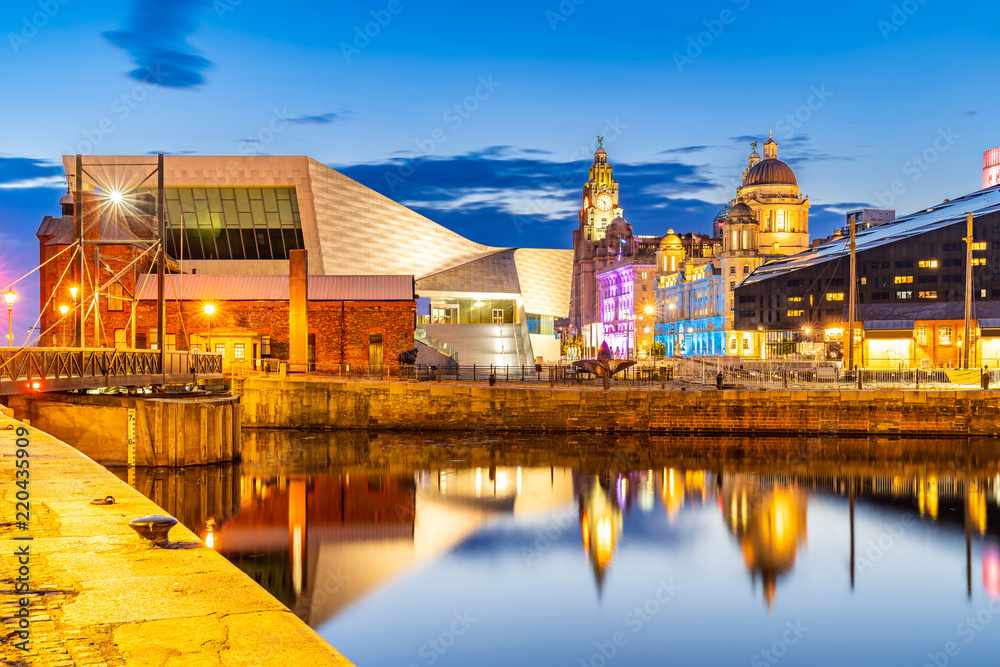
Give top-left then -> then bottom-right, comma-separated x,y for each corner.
0,410 -> 353,666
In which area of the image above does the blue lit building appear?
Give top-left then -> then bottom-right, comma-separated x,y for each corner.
654,260 -> 728,357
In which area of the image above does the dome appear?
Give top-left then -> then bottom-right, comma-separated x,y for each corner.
660,228 -> 682,249
744,158 -> 797,187
59,191 -> 74,206
728,202 -> 756,221
595,146 -> 607,156
606,217 -> 631,235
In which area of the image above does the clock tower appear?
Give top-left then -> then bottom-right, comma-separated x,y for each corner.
579,137 -> 623,243
570,139 -> 630,341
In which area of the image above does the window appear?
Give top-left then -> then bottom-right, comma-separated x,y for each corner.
234,343 -> 245,359
918,260 -> 938,268
215,343 -> 226,355
919,291 -> 938,299
775,210 -> 786,231
860,277 -> 867,285
730,281 -> 736,290
938,326 -> 952,345
742,337 -> 751,351
896,291 -> 913,299
743,265 -> 750,275
163,187 -> 304,261
973,242 -> 987,250
728,338 -> 738,352
787,310 -> 804,317
894,276 -> 913,284
107,283 -> 124,312
261,335 -> 271,357
916,326 -> 928,345
730,266 -> 736,275
827,293 -> 844,301
788,296 -> 803,303
163,334 -> 176,351
895,260 -> 914,269
973,258 -> 986,266
114,329 -> 126,347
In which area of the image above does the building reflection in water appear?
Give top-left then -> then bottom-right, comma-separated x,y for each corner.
722,476 -> 808,609
115,433 -> 1000,627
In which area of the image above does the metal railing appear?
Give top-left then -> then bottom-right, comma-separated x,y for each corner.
0,347 -> 223,395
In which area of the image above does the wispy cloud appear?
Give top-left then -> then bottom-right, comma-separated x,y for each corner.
104,0 -> 214,89
287,112 -> 348,125
0,157 -> 64,190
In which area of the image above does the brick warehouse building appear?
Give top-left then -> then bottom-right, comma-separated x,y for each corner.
733,186 -> 1000,367
37,191 -> 416,370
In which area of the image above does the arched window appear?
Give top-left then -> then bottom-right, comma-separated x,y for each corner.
776,210 -> 786,232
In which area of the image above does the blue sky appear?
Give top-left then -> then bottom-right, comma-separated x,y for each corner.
1,0 -> 998,338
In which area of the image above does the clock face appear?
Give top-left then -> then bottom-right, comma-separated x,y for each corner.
596,194 -> 614,212
583,196 -> 590,210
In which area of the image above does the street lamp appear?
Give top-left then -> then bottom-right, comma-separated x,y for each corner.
204,303 -> 216,354
4,287 -> 18,347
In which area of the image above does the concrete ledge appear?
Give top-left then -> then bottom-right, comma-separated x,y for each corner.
0,414 -> 353,666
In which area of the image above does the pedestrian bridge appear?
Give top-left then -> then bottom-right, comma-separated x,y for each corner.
0,348 -> 223,396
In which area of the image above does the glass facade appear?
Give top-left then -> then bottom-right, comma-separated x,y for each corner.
163,187 -> 304,261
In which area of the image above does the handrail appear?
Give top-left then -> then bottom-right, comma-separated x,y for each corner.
0,347 -> 223,392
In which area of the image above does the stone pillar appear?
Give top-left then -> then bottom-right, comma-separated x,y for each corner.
288,249 -> 309,373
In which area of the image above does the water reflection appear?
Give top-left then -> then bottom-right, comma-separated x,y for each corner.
115,432 -> 1000,667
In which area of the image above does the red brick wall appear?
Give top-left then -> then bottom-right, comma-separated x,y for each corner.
37,240 -> 415,368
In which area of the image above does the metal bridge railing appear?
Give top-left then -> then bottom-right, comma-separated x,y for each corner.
0,347 -> 224,394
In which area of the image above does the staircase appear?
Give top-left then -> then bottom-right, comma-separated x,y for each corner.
419,324 -> 523,367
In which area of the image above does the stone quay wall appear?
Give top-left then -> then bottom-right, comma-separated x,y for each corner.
235,377 -> 1000,436
6,392 -> 241,466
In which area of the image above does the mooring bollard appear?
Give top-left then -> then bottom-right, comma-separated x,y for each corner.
982,366 -> 990,391
716,372 -> 724,390
128,515 -> 178,547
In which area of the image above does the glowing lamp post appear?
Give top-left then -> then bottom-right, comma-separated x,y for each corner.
3,287 -> 18,347
204,304 -> 216,354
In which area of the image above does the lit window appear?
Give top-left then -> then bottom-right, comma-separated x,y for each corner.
918,260 -> 938,268
919,291 -> 938,299
938,326 -> 952,345
215,343 -> 226,355
787,310 -> 804,317
775,210 -> 786,231
973,242 -> 987,250
788,297 -> 802,303
894,276 -> 913,284
916,326 -> 928,345
860,277 -> 867,285
261,335 -> 271,357
107,283 -> 124,312
896,291 -> 913,299
114,329 -> 126,347
827,293 -> 844,301
973,258 -> 986,266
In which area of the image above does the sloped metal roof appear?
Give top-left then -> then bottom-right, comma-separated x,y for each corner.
744,186 -> 1000,287
136,274 -> 414,301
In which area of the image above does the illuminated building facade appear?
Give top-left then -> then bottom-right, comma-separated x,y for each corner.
735,187 -> 1000,365
655,260 -> 727,357
985,147 -> 1000,190
594,238 -> 657,358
